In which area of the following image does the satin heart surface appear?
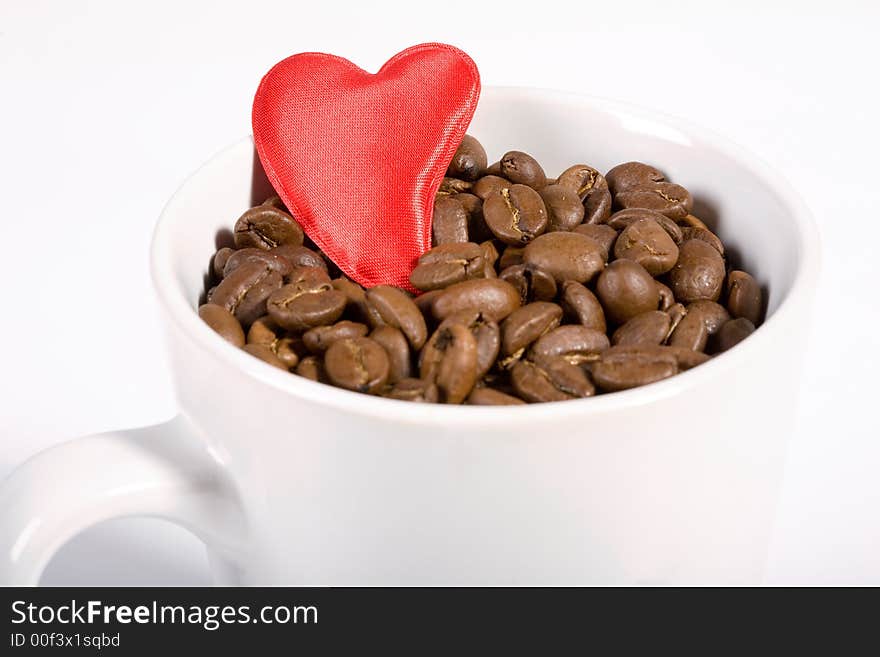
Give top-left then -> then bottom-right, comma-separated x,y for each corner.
252,43 -> 480,290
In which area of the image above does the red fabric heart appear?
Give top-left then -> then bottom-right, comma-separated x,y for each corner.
252,43 -> 480,290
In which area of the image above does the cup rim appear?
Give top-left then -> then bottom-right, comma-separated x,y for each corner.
150,86 -> 820,427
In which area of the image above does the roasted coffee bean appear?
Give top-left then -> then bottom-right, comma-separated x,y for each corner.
669,239 -> 726,303
324,337 -> 390,393
511,357 -> 595,402
242,343 -> 288,370
409,243 -> 485,291
432,279 -> 521,322
385,378 -> 440,403
681,226 -> 724,255
483,185 -> 548,245
332,277 -> 384,327
499,264 -> 557,304
212,247 -> 234,280
607,208 -> 684,244
716,317 -> 756,352
467,387 -> 526,405
522,232 -> 605,284
613,217 -> 680,276
583,186 -> 613,224
223,248 -> 294,278
295,356 -> 324,381
303,321 -> 369,354
438,177 -> 473,195
472,175 -> 511,200
688,300 -> 730,334
262,195 -> 288,211
458,193 -> 492,243
267,281 -> 347,331
370,326 -> 412,383
498,245 -> 525,269
529,325 -> 610,364
365,285 -> 428,349
668,346 -> 711,370
414,289 -> 443,318
501,302 -> 563,357
595,260 -> 659,325
420,323 -> 479,403
484,160 -> 503,176
199,303 -> 245,347
246,315 -> 304,369
433,196 -> 469,244
556,164 -> 607,200
665,303 -> 688,338
572,224 -> 617,261
271,244 -> 327,272
286,265 -> 332,288
680,214 -> 709,230
605,162 -> 666,195
612,310 -> 671,346
437,311 -> 500,378
614,182 -> 693,220
591,345 -> 679,391
667,309 -> 708,352
656,282 -> 675,311
726,271 -> 763,325
448,134 -> 487,181
560,281 -> 607,332
540,184 -> 584,231
480,240 -> 500,277
208,261 -> 283,326
233,206 -> 304,250
500,151 -> 547,188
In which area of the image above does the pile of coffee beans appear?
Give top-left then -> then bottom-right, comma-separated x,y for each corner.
199,135 -> 764,404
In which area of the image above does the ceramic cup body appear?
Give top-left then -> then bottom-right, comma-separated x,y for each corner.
0,87 -> 818,585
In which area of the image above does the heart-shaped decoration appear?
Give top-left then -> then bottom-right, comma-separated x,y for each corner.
252,43 -> 480,290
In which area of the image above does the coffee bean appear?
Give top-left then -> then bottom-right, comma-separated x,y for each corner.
420,323 -> 479,403
501,302 -> 563,357
223,248 -> 294,278
208,261 -> 283,326
669,239 -> 726,303
242,343 -> 288,370
665,303 -> 688,337
295,356 -> 324,381
233,206 -> 304,250
286,265 -> 332,288
499,264 -> 558,304
656,282 -> 675,311
438,177 -> 473,195
614,182 -> 693,220
560,281 -> 607,332
613,217 -> 680,276
433,196 -> 469,245
667,309 -> 708,351
212,247 -> 234,280
448,134 -> 487,181
365,285 -> 428,349
385,378 -> 440,402
595,260 -> 659,325
726,271 -> 763,325
271,244 -> 327,271
414,289 -> 443,318
522,232 -> 605,284
591,345 -> 679,391
323,337 -> 390,393
472,175 -> 511,201
409,243 -> 485,291
716,317 -> 756,352
332,277 -> 384,327
267,281 -> 347,331
540,184 -> 584,231
556,164 -> 607,199
668,346 -> 712,370
432,279 -> 521,322
612,310 -> 671,346
583,187 -> 613,225
511,358 -> 595,402
262,195 -> 288,211
680,214 -> 709,230
483,185 -> 548,245
247,315 -> 304,369
499,245 -> 525,269
500,151 -> 547,188
467,387 -> 526,405
529,325 -> 610,364
370,326 -> 412,383
436,311 -> 500,378
681,226 -> 724,256
303,320 -> 369,354
458,193 -> 492,243
199,303 -> 245,347
480,240 -> 500,277
607,208 -> 684,244
605,162 -> 666,195
687,300 -> 730,335
572,224 -> 617,261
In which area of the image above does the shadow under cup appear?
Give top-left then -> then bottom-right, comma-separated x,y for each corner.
151,87 -> 818,584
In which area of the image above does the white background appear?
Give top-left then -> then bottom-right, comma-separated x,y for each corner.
1,0 -> 878,585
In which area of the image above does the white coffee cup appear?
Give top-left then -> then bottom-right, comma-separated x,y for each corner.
0,87 -> 819,585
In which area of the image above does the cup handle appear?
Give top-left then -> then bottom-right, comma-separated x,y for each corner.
0,415 -> 246,585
